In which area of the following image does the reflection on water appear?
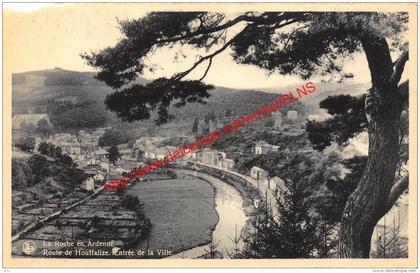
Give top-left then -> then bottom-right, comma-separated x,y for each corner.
168,169 -> 247,259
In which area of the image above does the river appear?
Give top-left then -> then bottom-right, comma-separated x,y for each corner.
166,169 -> 248,259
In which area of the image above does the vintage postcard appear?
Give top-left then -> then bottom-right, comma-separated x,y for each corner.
3,2 -> 418,268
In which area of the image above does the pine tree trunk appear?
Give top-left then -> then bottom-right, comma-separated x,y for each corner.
340,100 -> 401,257
339,36 -> 406,258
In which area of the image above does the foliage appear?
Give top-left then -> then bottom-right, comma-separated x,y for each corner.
121,194 -> 147,221
121,194 -> 142,210
47,98 -> 107,131
106,145 -> 121,166
82,11 -> 409,257
98,129 -> 129,147
192,117 -> 199,133
12,158 -> 33,189
276,154 -> 366,225
15,136 -> 35,152
241,180 -> 328,258
83,12 -> 407,125
27,154 -> 86,188
306,95 -> 367,151
203,236 -> 221,259
234,154 -> 282,177
320,156 -> 367,223
103,78 -> 213,125
371,220 -> 408,258
38,142 -> 75,166
204,111 -> 217,124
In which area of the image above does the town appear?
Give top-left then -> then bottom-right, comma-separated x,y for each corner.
11,94 -> 408,259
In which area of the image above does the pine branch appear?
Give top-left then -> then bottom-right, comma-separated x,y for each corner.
171,35 -> 236,81
155,14 -> 257,44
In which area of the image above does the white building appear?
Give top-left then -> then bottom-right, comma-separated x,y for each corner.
269,177 -> 287,193
272,112 -> 283,129
93,173 -> 105,182
82,177 -> 95,191
119,148 -> 133,160
144,150 -> 156,159
255,141 -> 279,155
222,158 -> 235,170
114,167 -> 130,175
99,162 -> 110,172
287,110 -> 298,120
199,149 -> 225,166
69,143 -> 81,155
95,148 -> 109,161
250,166 -> 269,180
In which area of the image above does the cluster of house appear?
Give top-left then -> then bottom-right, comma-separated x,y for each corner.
12,109 -> 307,193
132,136 -> 172,160
193,148 -> 236,170
193,110 -> 303,137
182,146 -> 288,196
33,129 -> 137,191
249,166 -> 286,193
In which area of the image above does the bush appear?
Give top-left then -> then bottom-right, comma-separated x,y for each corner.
12,158 -> 33,189
121,194 -> 142,210
98,129 -> 129,147
15,137 -> 35,152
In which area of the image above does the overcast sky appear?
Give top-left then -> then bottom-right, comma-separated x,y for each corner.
4,3 -> 379,89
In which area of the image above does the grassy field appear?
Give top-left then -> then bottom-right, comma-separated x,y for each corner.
127,175 -> 218,258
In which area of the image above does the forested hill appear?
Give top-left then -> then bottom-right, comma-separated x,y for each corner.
12,68 -> 307,132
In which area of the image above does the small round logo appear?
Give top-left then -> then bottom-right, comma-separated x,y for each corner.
22,241 -> 37,255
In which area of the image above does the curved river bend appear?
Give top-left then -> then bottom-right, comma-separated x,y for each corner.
167,169 -> 247,259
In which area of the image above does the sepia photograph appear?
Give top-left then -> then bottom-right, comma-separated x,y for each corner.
2,2 -> 417,269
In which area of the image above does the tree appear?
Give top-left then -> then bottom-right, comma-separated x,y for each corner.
106,145 -> 121,166
83,12 -> 409,257
204,111 -> 216,124
37,142 -> 50,155
12,158 -> 33,189
15,136 -> 35,152
47,99 -> 107,131
38,142 -> 63,159
135,149 -> 144,160
98,129 -> 129,147
121,194 -> 141,210
241,180 -> 322,258
192,117 -> 199,133
371,217 -> 408,258
60,154 -> 74,166
306,95 -> 367,151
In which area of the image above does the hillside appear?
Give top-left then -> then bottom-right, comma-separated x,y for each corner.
261,81 -> 371,117
12,68 -> 309,134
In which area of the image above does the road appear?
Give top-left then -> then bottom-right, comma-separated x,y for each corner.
194,162 -> 278,217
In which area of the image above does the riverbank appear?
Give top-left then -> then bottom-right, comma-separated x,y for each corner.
170,165 -> 263,258
167,169 -> 247,259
